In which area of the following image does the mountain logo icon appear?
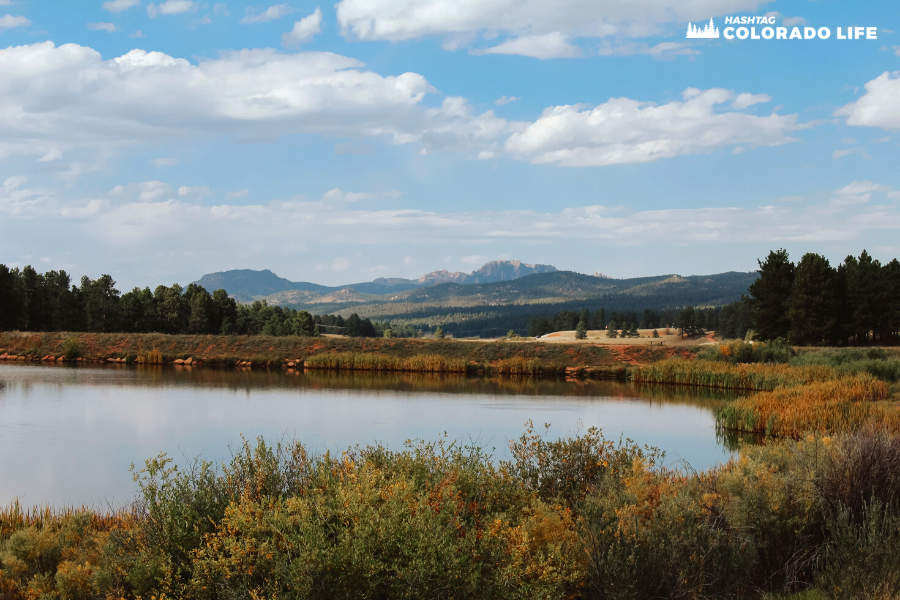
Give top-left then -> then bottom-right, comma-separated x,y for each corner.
686,18 -> 720,38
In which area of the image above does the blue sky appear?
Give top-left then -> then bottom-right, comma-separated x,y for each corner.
1,0 -> 899,289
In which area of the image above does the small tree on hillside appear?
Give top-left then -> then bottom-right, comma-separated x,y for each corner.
383,328 -> 393,338
575,320 -> 587,340
434,326 -> 445,339
507,329 -> 515,339
652,329 -> 659,338
606,327 -> 618,339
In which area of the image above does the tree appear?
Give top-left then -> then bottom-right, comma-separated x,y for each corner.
0,265 -> 24,331
507,329 -> 515,339
747,249 -> 794,341
606,327 -> 618,339
594,308 -> 607,330
188,289 -> 213,334
575,320 -> 587,340
383,328 -> 393,339
788,253 -> 838,346
434,326 -> 445,339
652,329 -> 659,338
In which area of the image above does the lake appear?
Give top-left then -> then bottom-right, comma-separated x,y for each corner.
0,362 -> 742,507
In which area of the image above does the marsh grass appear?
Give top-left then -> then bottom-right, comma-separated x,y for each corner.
633,358 -> 838,390
716,375 -> 894,438
303,352 -> 469,373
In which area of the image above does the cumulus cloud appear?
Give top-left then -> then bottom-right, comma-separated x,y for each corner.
241,3 -> 294,24
0,15 -> 29,29
505,88 -> 798,167
282,8 -> 323,45
0,42 -> 802,168
88,22 -> 118,32
474,33 -> 581,59
336,0 -> 769,57
147,0 -> 194,17
103,0 -> 140,13
226,188 -> 250,198
0,42 -> 463,157
495,95 -> 520,105
836,72 -> 900,130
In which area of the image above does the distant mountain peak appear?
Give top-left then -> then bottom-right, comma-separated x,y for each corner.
417,260 -> 557,286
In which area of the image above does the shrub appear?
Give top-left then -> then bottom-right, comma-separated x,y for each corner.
816,499 -> 900,599
61,337 -> 81,359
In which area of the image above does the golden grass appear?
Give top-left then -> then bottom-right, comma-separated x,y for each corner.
303,352 -> 468,373
716,374 -> 897,438
632,358 -> 838,390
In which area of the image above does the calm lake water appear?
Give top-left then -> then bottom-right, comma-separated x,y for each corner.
0,362 -> 742,507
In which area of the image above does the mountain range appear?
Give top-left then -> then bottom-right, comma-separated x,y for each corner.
193,260 -> 757,336
195,260 -> 558,302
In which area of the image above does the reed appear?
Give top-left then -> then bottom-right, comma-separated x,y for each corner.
134,348 -> 164,364
716,374 -> 896,438
494,356 -> 543,375
632,358 -> 838,390
303,352 -> 468,373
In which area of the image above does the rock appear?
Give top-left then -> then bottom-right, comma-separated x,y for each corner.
287,361 -> 295,367
107,358 -> 116,363
0,352 -> 7,359
16,356 -> 25,361
57,357 -> 65,362
184,357 -> 193,365
174,359 -> 184,364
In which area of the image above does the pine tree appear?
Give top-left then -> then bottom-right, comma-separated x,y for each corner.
748,249 -> 794,341
575,320 -> 587,340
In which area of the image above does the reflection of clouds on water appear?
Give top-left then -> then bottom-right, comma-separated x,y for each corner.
0,362 -> 733,508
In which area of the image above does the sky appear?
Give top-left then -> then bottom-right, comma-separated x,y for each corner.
1,0 -> 899,290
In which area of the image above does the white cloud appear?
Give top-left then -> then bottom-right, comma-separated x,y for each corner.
336,0 -> 769,42
336,0 -> 769,57
0,42 -> 802,169
9,179 -> 900,288
226,188 -> 250,198
840,137 -> 857,144
495,95 -> 520,106
39,149 -> 63,162
213,4 -> 229,16
0,15 -> 29,29
88,22 -> 117,32
178,185 -> 212,197
282,8 -> 323,45
461,254 -> 485,264
0,42 -> 453,157
505,87 -> 799,167
323,187 -> 400,202
873,136 -> 891,143
731,92 -> 771,109
104,0 -> 140,13
832,147 -> 871,160
474,33 -> 581,59
241,3 -> 294,24
147,0 -> 194,17
151,157 -> 178,167
130,30 -> 146,38
836,72 -> 900,130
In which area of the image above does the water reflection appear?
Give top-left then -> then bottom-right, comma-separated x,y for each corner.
0,362 -> 742,507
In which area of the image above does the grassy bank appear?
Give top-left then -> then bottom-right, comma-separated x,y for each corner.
0,331 -> 640,376
3,428 -> 900,599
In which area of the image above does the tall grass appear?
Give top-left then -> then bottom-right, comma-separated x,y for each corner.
716,374 -> 894,438
303,352 -> 468,373
791,348 -> 900,382
632,358 -> 839,390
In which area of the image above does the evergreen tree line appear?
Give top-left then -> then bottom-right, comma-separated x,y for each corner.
525,305 -> 751,340
746,249 -> 900,346
0,265 -> 388,338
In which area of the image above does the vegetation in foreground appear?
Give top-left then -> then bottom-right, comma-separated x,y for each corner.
3,426 -> 900,599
